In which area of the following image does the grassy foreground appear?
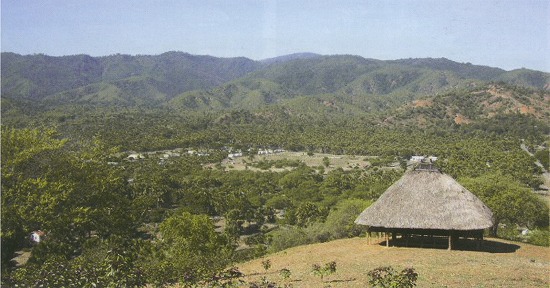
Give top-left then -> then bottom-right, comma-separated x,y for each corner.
237,237 -> 549,287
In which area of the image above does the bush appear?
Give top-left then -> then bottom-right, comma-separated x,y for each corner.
279,268 -> 292,280
496,225 -> 549,247
268,227 -> 313,253
311,261 -> 337,281
321,199 -> 371,239
534,148 -> 549,170
261,259 -> 272,272
368,266 -> 418,288
267,199 -> 371,252
527,229 -> 550,247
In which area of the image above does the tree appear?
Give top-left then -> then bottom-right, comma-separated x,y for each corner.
10,237 -> 145,287
154,211 -> 235,284
460,173 -> 549,236
1,127 -> 138,279
292,202 -> 327,227
1,127 -> 67,269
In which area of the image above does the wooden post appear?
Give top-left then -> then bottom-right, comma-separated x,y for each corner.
448,231 -> 453,251
385,232 -> 389,247
477,233 -> 484,250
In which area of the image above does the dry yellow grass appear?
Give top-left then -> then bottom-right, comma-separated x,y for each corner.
237,237 -> 550,287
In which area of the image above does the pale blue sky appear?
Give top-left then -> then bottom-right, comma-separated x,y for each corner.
2,0 -> 549,71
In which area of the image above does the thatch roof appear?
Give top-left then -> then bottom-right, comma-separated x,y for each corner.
355,170 -> 494,230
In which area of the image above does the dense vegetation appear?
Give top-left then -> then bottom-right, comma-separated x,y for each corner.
1,52 -> 549,286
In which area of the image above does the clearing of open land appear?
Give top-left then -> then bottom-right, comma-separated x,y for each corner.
237,237 -> 549,287
221,151 -> 379,173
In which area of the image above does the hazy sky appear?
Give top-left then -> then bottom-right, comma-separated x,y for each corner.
2,0 -> 549,71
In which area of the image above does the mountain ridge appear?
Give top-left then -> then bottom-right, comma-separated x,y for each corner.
2,51 -> 549,114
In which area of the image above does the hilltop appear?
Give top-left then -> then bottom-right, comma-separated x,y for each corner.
237,237 -> 550,287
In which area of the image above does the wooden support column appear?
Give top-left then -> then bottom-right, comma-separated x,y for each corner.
476,233 -> 484,250
448,231 -> 453,251
385,232 -> 389,247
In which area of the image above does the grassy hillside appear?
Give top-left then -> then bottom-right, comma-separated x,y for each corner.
237,237 -> 550,287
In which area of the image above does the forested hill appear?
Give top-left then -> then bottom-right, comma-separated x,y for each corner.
0,52 -> 260,102
2,52 -> 549,110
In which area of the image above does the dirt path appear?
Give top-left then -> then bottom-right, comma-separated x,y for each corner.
11,250 -> 31,267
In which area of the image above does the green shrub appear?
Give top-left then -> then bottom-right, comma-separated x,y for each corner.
321,199 -> 371,239
368,266 -> 418,288
527,229 -> 550,247
268,227 -> 313,253
261,259 -> 272,272
311,261 -> 337,281
279,268 -> 292,280
267,199 -> 371,252
534,148 -> 549,170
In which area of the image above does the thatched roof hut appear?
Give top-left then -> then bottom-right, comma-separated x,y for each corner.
355,167 -> 493,250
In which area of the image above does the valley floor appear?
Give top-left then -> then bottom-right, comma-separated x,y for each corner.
237,237 -> 549,287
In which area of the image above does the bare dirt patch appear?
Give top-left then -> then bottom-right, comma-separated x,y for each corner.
237,237 -> 550,287
413,100 -> 433,107
453,113 -> 471,125
222,152 -> 372,173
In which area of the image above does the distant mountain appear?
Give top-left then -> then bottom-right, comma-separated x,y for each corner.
168,55 -> 550,114
259,52 -> 322,65
2,52 -> 549,111
496,68 -> 550,90
1,51 -> 260,102
389,57 -> 505,80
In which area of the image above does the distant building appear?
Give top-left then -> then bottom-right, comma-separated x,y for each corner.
228,152 -> 243,159
258,149 -> 273,155
410,155 -> 438,163
427,156 -> 438,162
127,153 -> 144,160
410,156 -> 425,162
30,230 -> 45,244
